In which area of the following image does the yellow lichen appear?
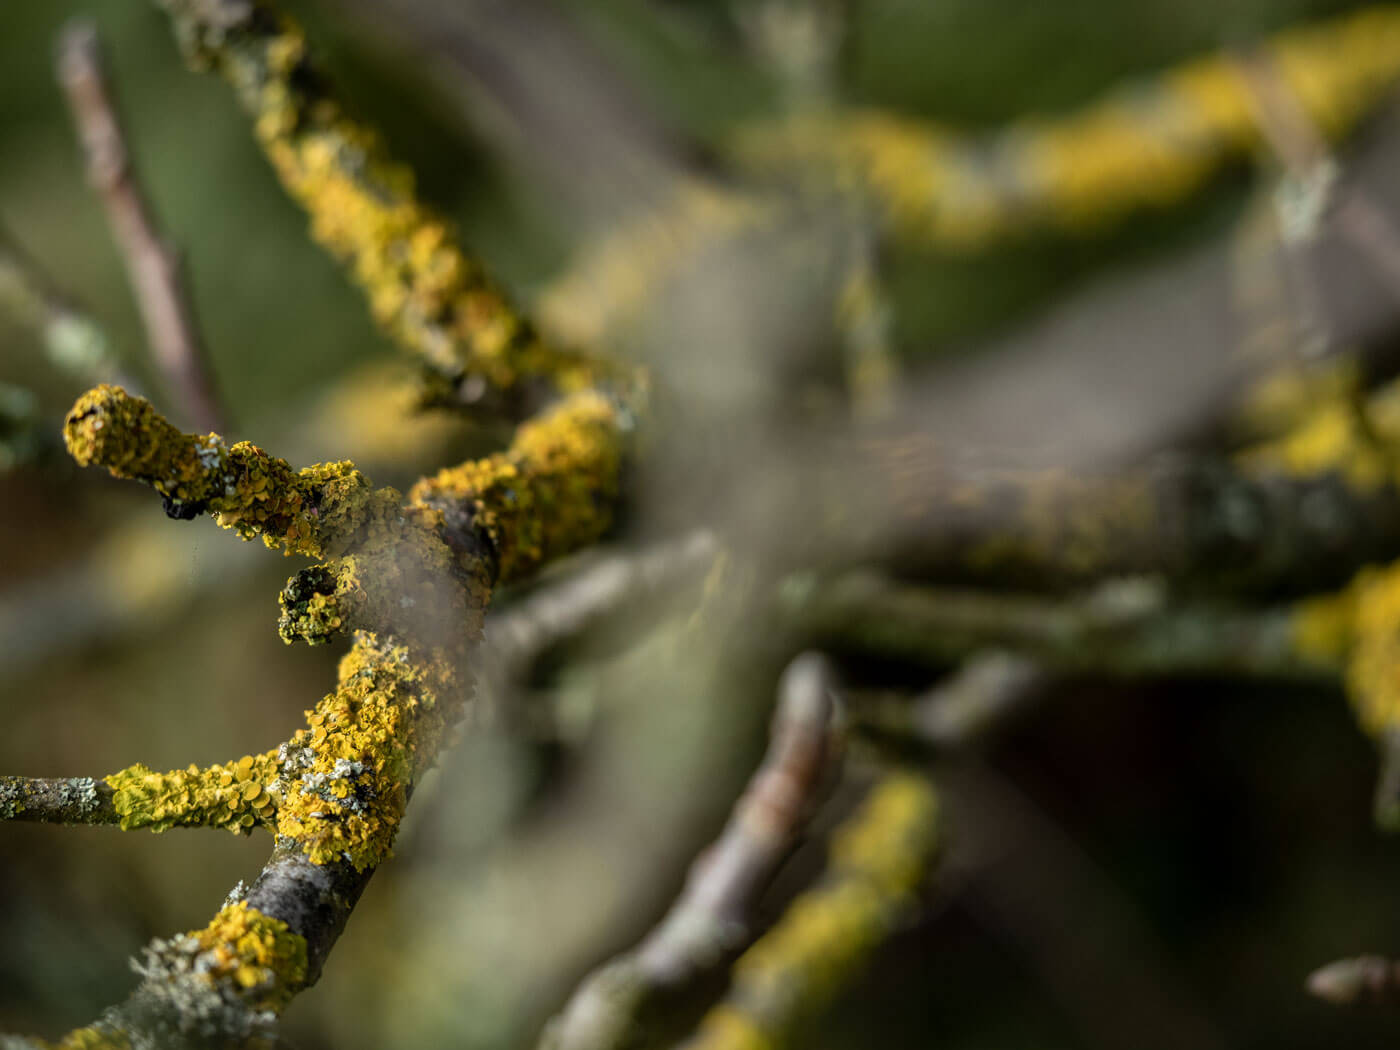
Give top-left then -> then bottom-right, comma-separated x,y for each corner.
731,6 -> 1400,249
166,3 -> 616,402
189,901 -> 309,1013
411,390 -> 629,585
1338,562 -> 1400,738
687,772 -> 939,1050
274,632 -> 466,869
44,1026 -> 131,1050
105,751 -> 281,834
64,385 -> 391,559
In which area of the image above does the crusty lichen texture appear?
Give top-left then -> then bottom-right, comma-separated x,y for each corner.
155,0 -> 615,408
411,389 -> 629,585
187,901 -> 309,1013
62,381 -> 629,869
684,772 -> 940,1050
106,752 -> 280,834
731,5 -> 1400,249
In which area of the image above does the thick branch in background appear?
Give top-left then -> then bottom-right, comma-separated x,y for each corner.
56,18 -> 225,435
780,572 -> 1336,680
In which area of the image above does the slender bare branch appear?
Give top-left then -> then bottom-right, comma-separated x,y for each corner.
56,18 -> 224,432
851,651 -> 1049,751
1307,954 -> 1400,1006
482,531 -> 720,723
539,651 -> 841,1050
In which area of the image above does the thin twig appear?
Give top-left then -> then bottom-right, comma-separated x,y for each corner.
1307,954 -> 1400,1006
482,531 -> 719,724
851,650 -> 1049,751
56,18 -> 224,432
539,651 -> 841,1050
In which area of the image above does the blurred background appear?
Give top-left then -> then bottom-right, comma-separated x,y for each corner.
4,1 -> 1400,1048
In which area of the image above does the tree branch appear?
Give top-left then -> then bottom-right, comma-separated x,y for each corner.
56,18 -> 224,434
781,572 -> 1338,680
679,770 -> 941,1050
539,650 -> 841,1050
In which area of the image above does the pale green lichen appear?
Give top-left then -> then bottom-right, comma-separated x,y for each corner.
105,752 -> 280,834
121,901 -> 308,1040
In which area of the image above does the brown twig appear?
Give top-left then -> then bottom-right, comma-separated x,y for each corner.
56,18 -> 224,433
538,651 -> 841,1050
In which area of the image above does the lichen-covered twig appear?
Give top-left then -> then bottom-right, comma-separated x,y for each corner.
152,0 -> 622,413
0,776 -> 117,826
539,651 -> 840,1050
57,18 -> 224,434
782,572 -> 1340,680
1306,954 -> 1400,1006
731,6 -> 1400,250
745,431 -> 1400,594
7,378 -> 629,1044
679,770 -> 940,1050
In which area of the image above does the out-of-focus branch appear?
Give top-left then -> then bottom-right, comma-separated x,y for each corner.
539,650 -> 840,1050
56,18 -> 224,434
851,651 -> 1049,752
1307,954 -> 1400,1006
680,770 -> 941,1050
0,224 -> 121,385
781,572 -> 1338,680
731,7 -> 1400,250
737,431 -> 1400,594
482,530 -> 719,724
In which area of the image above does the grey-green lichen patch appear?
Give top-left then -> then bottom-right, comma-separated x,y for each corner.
122,933 -> 276,1046
0,778 -> 24,819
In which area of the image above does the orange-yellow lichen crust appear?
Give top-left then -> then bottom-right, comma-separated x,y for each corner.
105,751 -> 281,834
411,389 -> 630,585
1295,560 -> 1400,740
275,632 -> 467,869
156,0 -> 615,404
64,385 -> 397,558
188,901 -> 309,1014
538,178 -> 768,352
37,1026 -> 131,1050
1237,368 -> 1400,493
686,772 -> 940,1050
731,5 -> 1400,249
